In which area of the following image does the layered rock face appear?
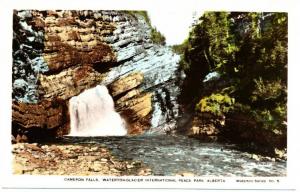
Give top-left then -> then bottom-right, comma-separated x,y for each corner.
12,10 -> 180,140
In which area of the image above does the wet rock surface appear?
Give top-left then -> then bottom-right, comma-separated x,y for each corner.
12,142 -> 150,176
12,10 -> 181,138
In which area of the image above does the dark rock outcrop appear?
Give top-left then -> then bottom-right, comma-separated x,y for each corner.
222,112 -> 287,157
12,99 -> 65,129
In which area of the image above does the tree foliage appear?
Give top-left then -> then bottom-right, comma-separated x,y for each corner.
151,27 -> 166,45
180,12 -> 287,131
125,10 -> 166,45
196,93 -> 235,116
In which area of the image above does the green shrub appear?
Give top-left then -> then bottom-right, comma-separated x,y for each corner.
195,93 -> 235,116
251,77 -> 283,101
231,102 -> 286,132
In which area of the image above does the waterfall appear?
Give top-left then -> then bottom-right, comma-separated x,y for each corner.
68,85 -> 127,136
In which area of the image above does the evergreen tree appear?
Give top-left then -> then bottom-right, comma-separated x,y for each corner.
179,12 -> 287,132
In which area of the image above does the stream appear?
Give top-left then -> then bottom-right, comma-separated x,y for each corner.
61,135 -> 286,177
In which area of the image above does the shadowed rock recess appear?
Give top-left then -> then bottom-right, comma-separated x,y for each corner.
12,10 -> 181,141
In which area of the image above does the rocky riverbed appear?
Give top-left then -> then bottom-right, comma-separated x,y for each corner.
12,135 -> 286,177
12,142 -> 151,176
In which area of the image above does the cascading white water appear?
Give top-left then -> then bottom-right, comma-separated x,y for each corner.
68,85 -> 127,136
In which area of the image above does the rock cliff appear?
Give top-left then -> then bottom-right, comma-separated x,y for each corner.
12,10 -> 181,141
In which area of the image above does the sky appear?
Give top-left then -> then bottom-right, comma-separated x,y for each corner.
147,10 -> 204,45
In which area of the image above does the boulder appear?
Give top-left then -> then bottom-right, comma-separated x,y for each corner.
188,116 -> 220,137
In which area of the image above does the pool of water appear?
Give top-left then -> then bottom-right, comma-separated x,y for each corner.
61,135 -> 286,176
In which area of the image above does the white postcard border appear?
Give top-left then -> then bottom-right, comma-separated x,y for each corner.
0,0 -> 299,191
